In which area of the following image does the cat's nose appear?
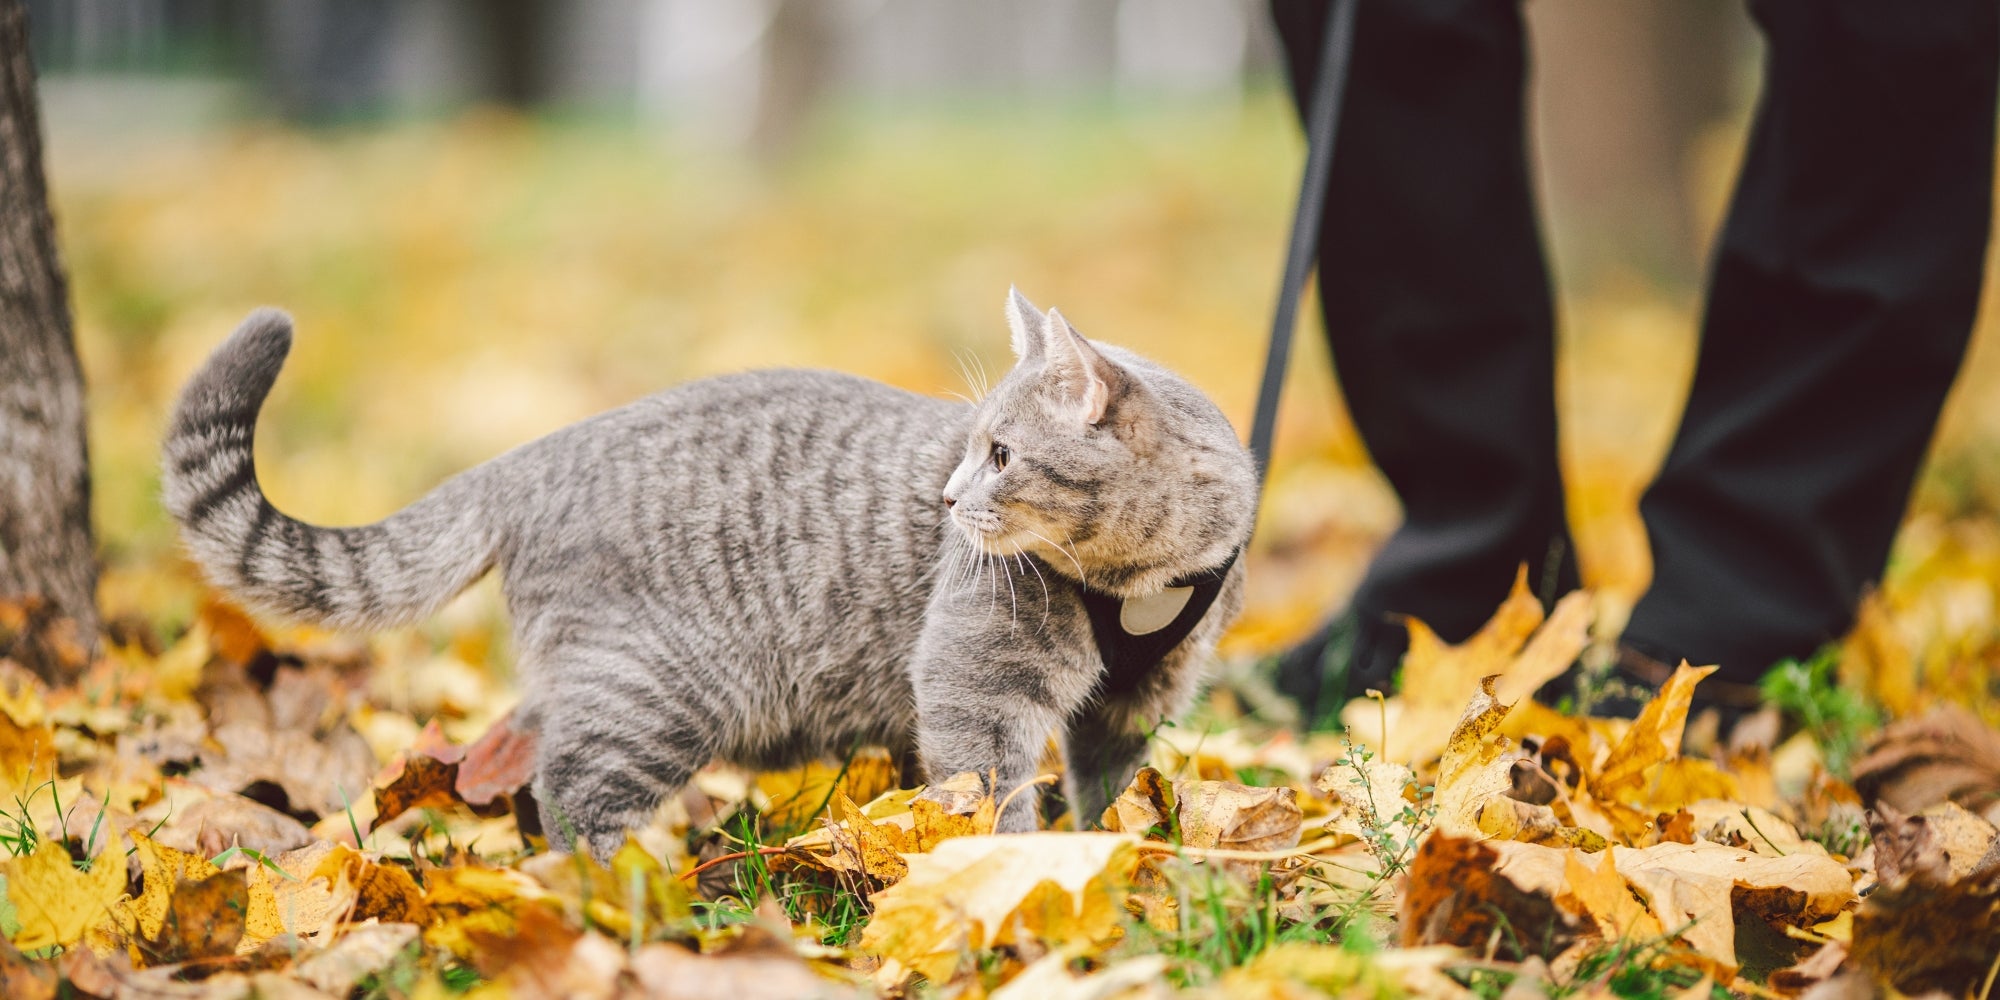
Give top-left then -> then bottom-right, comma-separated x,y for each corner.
943,496 -> 956,509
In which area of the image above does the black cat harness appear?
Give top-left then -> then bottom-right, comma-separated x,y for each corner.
1078,548 -> 1238,699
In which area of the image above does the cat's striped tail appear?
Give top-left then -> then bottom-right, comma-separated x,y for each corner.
161,309 -> 505,631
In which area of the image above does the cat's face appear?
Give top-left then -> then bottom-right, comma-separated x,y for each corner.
940,289 -> 1257,592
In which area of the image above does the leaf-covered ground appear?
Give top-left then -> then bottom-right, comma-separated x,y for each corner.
7,97 -> 2000,997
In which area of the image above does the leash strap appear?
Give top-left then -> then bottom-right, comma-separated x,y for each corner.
1248,0 -> 1359,479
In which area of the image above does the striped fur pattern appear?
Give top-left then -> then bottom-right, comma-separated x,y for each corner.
162,292 -> 1258,857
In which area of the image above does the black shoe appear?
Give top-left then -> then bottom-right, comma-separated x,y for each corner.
1273,612 -> 1353,730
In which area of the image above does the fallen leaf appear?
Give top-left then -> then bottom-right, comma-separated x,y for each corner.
1,840 -> 126,952
1339,574 -> 1592,765
859,832 -> 1138,983
128,830 -> 222,944
1102,766 -> 1174,838
240,840 -> 338,951
135,779 -> 314,858
312,846 -> 431,926
991,951 -> 1171,1000
1399,833 -> 1582,960
630,930 -> 863,1000
1849,860 -> 2000,995
456,709 -> 537,808
293,921 -> 420,997
0,936 -> 57,1000
144,867 -> 249,964
1612,840 -> 1853,973
1172,779 -> 1302,854
1432,676 -> 1529,838
1851,703 -> 2000,822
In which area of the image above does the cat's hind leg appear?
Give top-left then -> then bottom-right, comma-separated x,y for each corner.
530,647 -> 719,860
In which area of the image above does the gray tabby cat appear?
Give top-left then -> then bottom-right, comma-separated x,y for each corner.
162,290 -> 1258,858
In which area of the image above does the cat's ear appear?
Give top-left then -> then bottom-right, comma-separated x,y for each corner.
1006,287 -> 1047,363
1042,308 -> 1120,425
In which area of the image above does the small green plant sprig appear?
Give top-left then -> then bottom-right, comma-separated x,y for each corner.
1759,645 -> 1880,776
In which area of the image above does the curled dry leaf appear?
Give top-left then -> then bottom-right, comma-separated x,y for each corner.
1432,676 -> 1529,839
135,778 -> 315,858
1341,570 -> 1591,765
1849,855 -> 2000,996
1173,779 -> 1303,854
1851,703 -> 2000,823
1102,765 -> 1174,837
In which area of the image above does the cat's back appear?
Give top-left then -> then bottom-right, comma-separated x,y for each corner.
500,368 -> 972,704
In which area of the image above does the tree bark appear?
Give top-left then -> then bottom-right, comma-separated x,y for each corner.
0,0 -> 98,682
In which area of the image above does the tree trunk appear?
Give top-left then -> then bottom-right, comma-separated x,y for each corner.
0,0 -> 98,682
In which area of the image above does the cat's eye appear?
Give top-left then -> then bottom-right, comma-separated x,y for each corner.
990,443 -> 1010,472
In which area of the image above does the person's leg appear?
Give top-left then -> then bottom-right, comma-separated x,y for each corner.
1625,0 -> 1999,686
1270,0 -> 1576,719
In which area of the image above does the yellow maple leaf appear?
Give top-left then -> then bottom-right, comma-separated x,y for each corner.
859,832 -> 1138,983
1341,572 -> 1592,763
3,840 -> 126,952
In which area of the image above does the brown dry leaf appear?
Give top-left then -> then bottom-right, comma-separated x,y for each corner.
1851,703 -> 2000,822
1612,840 -> 1853,974
1676,801 -> 1820,858
1173,779 -> 1303,854
631,924 -> 863,1000
826,793 -> 910,882
1102,765 -> 1174,837
293,921 -> 420,997
456,709 -> 537,808
1849,861 -> 2000,996
369,720 -> 468,832
1866,800 -> 1998,886
144,867 -> 249,965
129,829 -> 223,943
196,716 -> 378,821
1399,833 -> 1583,960
858,832 -> 1139,983
2,840 -> 127,953
1341,573 -> 1592,764
312,845 -> 432,926
0,937 -> 57,1000
136,779 -> 314,858
462,901 -> 595,998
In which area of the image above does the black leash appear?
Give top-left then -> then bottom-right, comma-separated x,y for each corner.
1248,0 -> 1359,479
1080,4 -> 1360,698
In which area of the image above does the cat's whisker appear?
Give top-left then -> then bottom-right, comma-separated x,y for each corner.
1012,542 -> 1051,632
1000,548 -> 1020,627
1023,527 -> 1087,585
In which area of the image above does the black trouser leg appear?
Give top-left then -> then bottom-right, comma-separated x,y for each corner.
1625,0 -> 1999,685
1272,0 -> 1577,708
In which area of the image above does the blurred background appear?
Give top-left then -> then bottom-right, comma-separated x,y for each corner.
31,1 -> 2000,701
